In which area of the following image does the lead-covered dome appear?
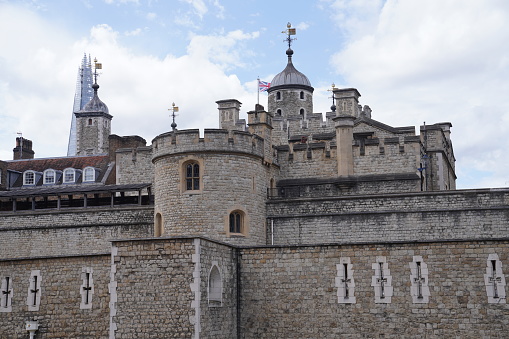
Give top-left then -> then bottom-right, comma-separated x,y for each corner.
81,83 -> 109,114
268,48 -> 313,92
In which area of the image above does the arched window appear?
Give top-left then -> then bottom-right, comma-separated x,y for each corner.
88,118 -> 93,126
276,91 -> 281,100
300,91 -> 304,99
23,171 -> 35,185
229,210 -> 244,234
83,167 -> 95,182
300,108 -> 305,115
154,213 -> 163,237
277,109 -> 282,116
43,169 -> 56,185
185,162 -> 200,191
63,168 -> 76,183
208,264 -> 222,306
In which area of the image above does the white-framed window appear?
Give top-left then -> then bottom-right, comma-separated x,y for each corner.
0,276 -> 13,312
208,262 -> 222,306
83,167 -> 95,182
371,256 -> 393,303
80,267 -> 94,309
63,168 -> 76,183
23,170 -> 36,185
409,256 -> 431,303
484,253 -> 506,304
27,270 -> 41,311
43,169 -> 56,185
336,257 -> 356,304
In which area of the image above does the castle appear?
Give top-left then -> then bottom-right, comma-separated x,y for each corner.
0,26 -> 507,338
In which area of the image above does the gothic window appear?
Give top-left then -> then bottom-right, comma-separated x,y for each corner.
276,91 -> 281,100
80,268 -> 94,309
43,169 -> 56,185
484,253 -> 506,303
63,168 -> 76,183
83,167 -> 95,182
208,263 -> 222,306
300,91 -> 304,99
371,256 -> 393,303
336,257 -> 356,304
27,270 -> 41,311
185,162 -> 200,191
0,276 -> 13,312
23,171 -> 35,185
229,210 -> 244,234
409,256 -> 431,303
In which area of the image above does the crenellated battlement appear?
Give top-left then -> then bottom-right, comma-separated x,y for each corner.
152,128 -> 267,161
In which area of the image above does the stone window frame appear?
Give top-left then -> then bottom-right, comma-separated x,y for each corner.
80,267 -> 95,310
371,256 -> 393,304
409,255 -> 431,303
208,262 -> 223,307
179,157 -> 204,194
276,91 -> 282,101
63,168 -> 76,184
88,118 -> 93,126
336,257 -> 356,304
83,167 -> 96,182
23,170 -> 36,186
484,253 -> 506,304
299,108 -> 305,116
276,109 -> 282,116
299,91 -> 304,100
224,206 -> 249,237
27,270 -> 42,312
0,275 -> 13,312
154,212 -> 164,237
43,169 -> 56,185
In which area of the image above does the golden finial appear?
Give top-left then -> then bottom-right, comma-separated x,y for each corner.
169,102 -> 179,132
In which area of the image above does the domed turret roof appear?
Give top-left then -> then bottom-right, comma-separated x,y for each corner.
269,48 -> 313,92
81,83 -> 109,114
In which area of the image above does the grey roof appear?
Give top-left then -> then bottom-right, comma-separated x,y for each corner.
80,83 -> 109,114
0,183 -> 151,198
269,49 -> 313,90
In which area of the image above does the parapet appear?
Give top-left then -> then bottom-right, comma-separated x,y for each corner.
152,129 -> 266,162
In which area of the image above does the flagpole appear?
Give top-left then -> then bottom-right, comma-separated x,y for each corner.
257,77 -> 260,106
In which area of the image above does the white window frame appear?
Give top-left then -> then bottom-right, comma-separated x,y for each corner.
83,167 -> 95,182
27,270 -> 41,311
80,267 -> 95,309
43,169 -> 56,185
63,168 -> 76,183
23,170 -> 36,185
371,256 -> 393,303
0,275 -> 13,312
409,256 -> 431,303
336,257 -> 356,304
484,253 -> 506,304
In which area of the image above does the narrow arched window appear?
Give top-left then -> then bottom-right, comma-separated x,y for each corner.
43,169 -> 56,184
88,118 -> 93,126
229,210 -> 243,233
208,265 -> 222,306
154,213 -> 163,237
63,168 -> 76,183
300,91 -> 304,99
23,171 -> 35,185
277,109 -> 282,116
276,91 -> 281,100
83,167 -> 95,182
300,108 -> 305,115
185,162 -> 200,191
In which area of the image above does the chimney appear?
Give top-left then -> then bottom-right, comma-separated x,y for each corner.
13,137 -> 35,160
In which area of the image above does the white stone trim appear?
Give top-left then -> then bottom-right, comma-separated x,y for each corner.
80,267 -> 95,309
0,275 -> 13,312
27,270 -> 41,311
109,246 -> 118,339
484,253 -> 506,304
190,238 -> 202,339
371,256 -> 393,303
208,261 -> 223,306
409,256 -> 431,303
336,257 -> 356,303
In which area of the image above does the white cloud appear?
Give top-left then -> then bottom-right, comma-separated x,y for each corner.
327,0 -> 509,188
181,0 -> 208,19
295,22 -> 310,31
125,28 -> 142,36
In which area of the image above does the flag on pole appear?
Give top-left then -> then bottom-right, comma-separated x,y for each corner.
258,80 -> 270,92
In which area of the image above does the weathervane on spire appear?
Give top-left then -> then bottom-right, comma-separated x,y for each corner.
169,102 -> 179,132
282,22 -> 297,49
93,58 -> 102,84
327,83 -> 337,112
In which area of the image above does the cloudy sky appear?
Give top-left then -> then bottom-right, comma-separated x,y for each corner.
1,0 -> 508,189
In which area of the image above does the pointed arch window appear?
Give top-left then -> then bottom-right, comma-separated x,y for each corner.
44,169 -> 56,185
229,210 -> 244,234
185,162 -> 200,191
208,264 -> 222,306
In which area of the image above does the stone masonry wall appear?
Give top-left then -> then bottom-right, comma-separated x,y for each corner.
116,147 -> 154,187
267,188 -> 509,245
0,207 -> 153,258
240,240 -> 509,338
0,254 -> 110,339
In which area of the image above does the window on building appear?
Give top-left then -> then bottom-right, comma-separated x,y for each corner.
154,213 -> 163,237
63,168 -> 76,183
300,108 -> 305,115
0,276 -> 13,312
277,109 -> 282,116
484,253 -> 506,303
409,256 -> 431,303
276,91 -> 281,100
23,171 -> 35,185
300,91 -> 304,99
43,169 -> 56,184
80,268 -> 94,309
208,263 -> 222,306
185,162 -> 200,191
88,118 -> 93,126
371,256 -> 393,304
83,167 -> 95,182
229,210 -> 244,234
336,257 -> 356,304
27,270 -> 41,311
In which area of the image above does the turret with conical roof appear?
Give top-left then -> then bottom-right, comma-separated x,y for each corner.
267,23 -> 314,123
74,58 -> 112,156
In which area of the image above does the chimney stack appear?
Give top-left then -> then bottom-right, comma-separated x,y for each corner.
13,137 -> 35,160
